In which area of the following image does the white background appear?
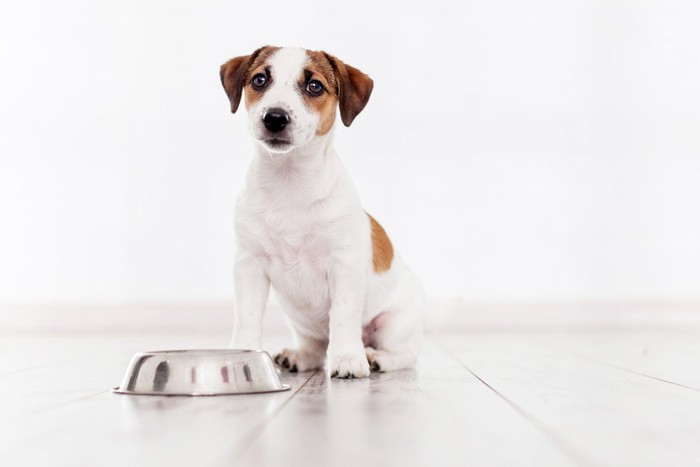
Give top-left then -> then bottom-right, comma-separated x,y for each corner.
1,0 -> 699,310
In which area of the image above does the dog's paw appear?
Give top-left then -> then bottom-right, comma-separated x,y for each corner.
273,348 -> 325,372
365,347 -> 383,372
329,352 -> 371,379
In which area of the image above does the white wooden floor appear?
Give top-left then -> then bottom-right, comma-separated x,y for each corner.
1,309 -> 699,467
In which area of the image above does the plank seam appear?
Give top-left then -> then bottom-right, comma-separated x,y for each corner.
214,370 -> 320,464
435,339 -> 601,467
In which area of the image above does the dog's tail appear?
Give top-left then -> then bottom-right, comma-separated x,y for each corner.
423,297 -> 468,333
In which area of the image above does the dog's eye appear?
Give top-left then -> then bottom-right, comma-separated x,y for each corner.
306,80 -> 324,95
251,74 -> 267,89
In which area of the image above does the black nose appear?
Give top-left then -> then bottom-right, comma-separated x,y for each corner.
263,108 -> 290,133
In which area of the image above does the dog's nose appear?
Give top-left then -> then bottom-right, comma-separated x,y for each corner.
263,108 -> 290,133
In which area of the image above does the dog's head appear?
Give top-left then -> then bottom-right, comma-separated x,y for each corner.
220,46 -> 373,154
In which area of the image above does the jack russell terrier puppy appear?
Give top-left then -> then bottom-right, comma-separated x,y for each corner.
221,46 -> 425,378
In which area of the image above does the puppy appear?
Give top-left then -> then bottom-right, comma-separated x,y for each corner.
220,46 -> 425,378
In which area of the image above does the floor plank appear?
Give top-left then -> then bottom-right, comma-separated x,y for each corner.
442,334 -> 700,467
540,331 -> 700,391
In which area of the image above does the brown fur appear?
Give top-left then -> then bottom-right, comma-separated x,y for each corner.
323,53 -> 374,127
367,213 -> 394,273
220,46 -> 279,112
242,46 -> 280,110
303,50 -> 340,135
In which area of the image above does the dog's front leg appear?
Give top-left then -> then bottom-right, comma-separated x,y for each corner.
229,254 -> 269,350
327,261 -> 370,379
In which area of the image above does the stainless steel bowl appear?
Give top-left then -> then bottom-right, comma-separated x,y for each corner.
113,350 -> 290,396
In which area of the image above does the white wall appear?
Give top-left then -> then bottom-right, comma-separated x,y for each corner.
1,0 -> 699,305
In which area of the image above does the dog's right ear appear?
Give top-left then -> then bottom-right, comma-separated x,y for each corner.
220,54 -> 252,113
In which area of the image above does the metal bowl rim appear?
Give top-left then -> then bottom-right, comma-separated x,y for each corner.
134,349 -> 271,355
111,383 -> 291,396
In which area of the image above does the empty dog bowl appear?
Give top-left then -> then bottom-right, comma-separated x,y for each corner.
113,350 -> 291,396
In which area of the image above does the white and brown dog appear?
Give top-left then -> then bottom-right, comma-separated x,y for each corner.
220,46 -> 425,378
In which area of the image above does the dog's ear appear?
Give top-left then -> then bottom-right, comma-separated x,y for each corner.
220,54 -> 250,113
220,47 -> 270,113
324,53 -> 374,127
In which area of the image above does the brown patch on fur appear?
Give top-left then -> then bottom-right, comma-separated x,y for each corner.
220,46 -> 279,112
302,50 -> 339,135
323,53 -> 374,126
367,213 -> 394,273
242,64 -> 267,110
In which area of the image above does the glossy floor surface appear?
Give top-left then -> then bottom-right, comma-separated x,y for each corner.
1,315 -> 699,467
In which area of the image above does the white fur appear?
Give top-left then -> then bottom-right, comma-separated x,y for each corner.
248,48 -> 320,153
228,47 -> 425,378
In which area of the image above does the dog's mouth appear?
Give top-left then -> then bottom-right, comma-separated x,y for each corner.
260,137 -> 294,153
265,138 -> 291,147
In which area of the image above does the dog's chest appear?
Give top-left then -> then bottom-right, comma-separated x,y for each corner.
254,208 -> 334,311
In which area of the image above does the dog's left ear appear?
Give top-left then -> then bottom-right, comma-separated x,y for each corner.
324,53 -> 374,127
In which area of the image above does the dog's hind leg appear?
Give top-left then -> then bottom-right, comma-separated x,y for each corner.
365,346 -> 418,372
362,304 -> 424,372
